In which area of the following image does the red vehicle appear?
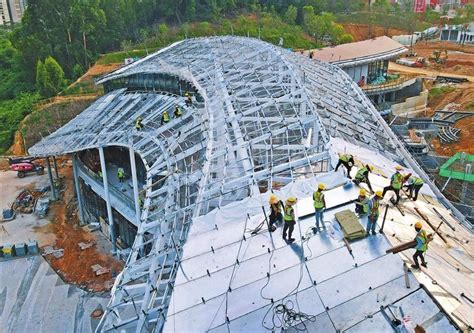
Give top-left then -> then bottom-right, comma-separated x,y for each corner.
10,162 -> 44,178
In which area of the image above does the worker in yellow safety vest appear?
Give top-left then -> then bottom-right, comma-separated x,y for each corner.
404,174 -> 424,201
412,221 -> 428,269
382,165 -> 404,204
283,197 -> 297,243
355,189 -> 369,216
335,153 -> 354,179
185,92 -> 193,106
117,167 -> 125,183
135,117 -> 143,131
366,191 -> 382,235
353,164 -> 374,193
312,183 -> 326,233
161,111 -> 170,125
174,105 -> 183,118
268,194 -> 284,232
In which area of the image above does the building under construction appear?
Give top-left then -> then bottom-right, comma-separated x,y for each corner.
29,37 -> 473,332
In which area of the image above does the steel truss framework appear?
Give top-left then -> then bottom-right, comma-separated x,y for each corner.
29,36 -> 465,332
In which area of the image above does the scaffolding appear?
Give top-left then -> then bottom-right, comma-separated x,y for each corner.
28,36 -> 469,332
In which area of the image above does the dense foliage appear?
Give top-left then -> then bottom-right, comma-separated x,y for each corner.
0,93 -> 40,154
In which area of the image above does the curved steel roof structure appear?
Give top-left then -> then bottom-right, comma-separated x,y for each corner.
29,36 -> 468,332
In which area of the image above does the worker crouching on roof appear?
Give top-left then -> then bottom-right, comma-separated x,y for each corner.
355,189 -> 369,216
268,194 -> 284,232
404,174 -> 424,201
174,105 -> 183,118
283,197 -> 297,243
412,221 -> 428,269
367,191 -> 383,235
161,110 -> 170,125
135,117 -> 143,131
382,165 -> 404,204
335,153 -> 354,179
313,184 -> 326,233
353,164 -> 374,193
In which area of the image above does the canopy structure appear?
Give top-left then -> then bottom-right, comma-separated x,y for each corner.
29,36 -> 470,332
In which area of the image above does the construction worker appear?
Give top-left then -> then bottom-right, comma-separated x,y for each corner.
268,194 -> 284,232
405,175 -> 424,201
138,195 -> 143,208
382,165 -> 404,205
117,167 -> 125,183
367,191 -> 383,235
283,197 -> 297,243
185,92 -> 192,106
135,117 -> 143,131
98,169 -> 103,178
335,153 -> 354,179
174,105 -> 183,118
313,184 -> 326,232
161,110 -> 170,125
412,221 -> 428,269
355,189 -> 369,216
353,164 -> 374,193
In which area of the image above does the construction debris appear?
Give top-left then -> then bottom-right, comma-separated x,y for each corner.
78,241 -> 94,250
91,264 -> 111,276
34,196 -> 50,218
2,209 -> 15,221
334,209 -> 366,240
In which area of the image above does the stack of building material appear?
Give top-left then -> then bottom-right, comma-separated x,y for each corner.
334,209 -> 367,240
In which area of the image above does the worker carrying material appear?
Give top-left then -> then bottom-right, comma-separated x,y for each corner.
367,191 -> 383,235
411,221 -> 428,269
313,183 -> 326,233
161,111 -> 170,125
382,165 -> 404,204
268,194 -> 284,232
353,165 -> 374,193
117,167 -> 125,183
185,92 -> 193,106
355,189 -> 369,216
335,153 -> 354,179
283,197 -> 297,243
174,105 -> 183,118
135,117 -> 143,131
404,174 -> 424,201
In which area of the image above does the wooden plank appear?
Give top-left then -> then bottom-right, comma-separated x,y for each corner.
386,234 -> 434,254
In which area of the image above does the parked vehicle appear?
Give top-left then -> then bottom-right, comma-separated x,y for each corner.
10,161 -> 44,178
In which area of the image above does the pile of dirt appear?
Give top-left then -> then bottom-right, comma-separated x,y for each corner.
341,24 -> 408,41
428,83 -> 474,111
40,163 -> 123,292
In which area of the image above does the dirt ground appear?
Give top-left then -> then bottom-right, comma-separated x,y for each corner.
341,24 -> 408,41
1,158 -> 123,292
411,41 -> 474,77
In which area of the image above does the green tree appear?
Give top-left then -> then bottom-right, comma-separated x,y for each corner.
36,56 -> 67,97
284,5 -> 297,24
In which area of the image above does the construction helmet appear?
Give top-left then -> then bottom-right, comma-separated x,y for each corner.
137,117 -> 143,121
415,221 -> 423,229
286,197 -> 297,205
269,194 -> 278,204
318,183 -> 326,190
375,191 -> 383,198
395,165 -> 403,171
359,189 -> 366,196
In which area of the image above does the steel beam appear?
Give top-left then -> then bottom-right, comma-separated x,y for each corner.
99,146 -> 117,253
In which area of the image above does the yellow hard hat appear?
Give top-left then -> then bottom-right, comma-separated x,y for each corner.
269,194 -> 278,204
318,183 -> 326,190
375,191 -> 383,198
359,189 -> 366,196
415,221 -> 422,229
395,165 -> 403,171
286,197 -> 297,205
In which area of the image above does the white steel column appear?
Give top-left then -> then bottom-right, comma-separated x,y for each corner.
129,146 -> 141,226
72,153 -> 85,225
99,146 -> 117,253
